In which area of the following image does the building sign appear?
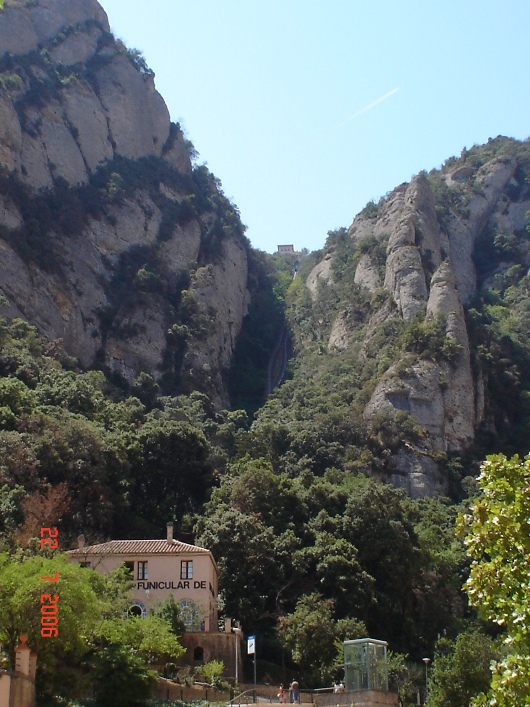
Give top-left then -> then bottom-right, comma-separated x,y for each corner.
137,580 -> 207,590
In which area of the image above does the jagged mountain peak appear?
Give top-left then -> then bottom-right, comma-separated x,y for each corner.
0,0 -> 109,58
294,138 -> 530,496
0,0 -> 252,407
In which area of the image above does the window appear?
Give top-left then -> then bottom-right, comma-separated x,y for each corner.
180,600 -> 200,631
181,560 -> 193,579
138,561 -> 148,580
79,561 -> 91,568
194,647 -> 204,661
124,561 -> 134,576
129,603 -> 147,618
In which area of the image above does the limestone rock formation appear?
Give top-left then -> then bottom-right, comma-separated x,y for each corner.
328,311 -> 349,350
0,0 -> 250,407
306,141 -> 530,497
354,254 -> 381,293
443,157 -> 518,304
307,252 -> 333,297
94,55 -> 170,161
181,236 -> 250,408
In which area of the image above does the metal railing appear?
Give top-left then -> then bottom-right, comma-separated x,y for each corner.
227,688 -> 258,706
227,687 -> 338,707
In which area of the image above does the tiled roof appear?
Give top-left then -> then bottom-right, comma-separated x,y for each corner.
68,539 -> 210,556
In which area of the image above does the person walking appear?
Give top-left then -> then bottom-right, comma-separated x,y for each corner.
278,684 -> 285,703
289,679 -> 300,704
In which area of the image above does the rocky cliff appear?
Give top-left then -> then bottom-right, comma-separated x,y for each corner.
301,138 -> 530,496
1,3 -> 529,500
0,0 -> 251,407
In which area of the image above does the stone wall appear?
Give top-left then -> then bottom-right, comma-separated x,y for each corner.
0,672 -> 36,707
154,678 -> 230,703
314,691 -> 398,707
179,630 -> 241,678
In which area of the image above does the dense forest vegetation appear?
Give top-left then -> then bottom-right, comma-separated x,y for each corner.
0,309 -> 475,703
1,137 -> 530,705
0,3 -> 529,703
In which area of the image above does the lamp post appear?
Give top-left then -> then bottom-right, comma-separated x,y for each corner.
233,627 -> 242,686
422,658 -> 431,704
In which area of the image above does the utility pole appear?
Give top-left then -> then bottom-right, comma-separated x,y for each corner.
422,658 -> 431,704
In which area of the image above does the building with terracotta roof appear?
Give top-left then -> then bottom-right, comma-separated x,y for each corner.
68,523 -> 218,631
68,524 -> 218,632
67,523 -> 241,674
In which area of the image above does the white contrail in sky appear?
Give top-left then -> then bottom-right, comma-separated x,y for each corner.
336,87 -> 400,128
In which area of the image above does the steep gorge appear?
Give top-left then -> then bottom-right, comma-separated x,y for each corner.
0,1 -> 529,504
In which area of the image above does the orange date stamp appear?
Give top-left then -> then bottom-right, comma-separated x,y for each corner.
40,527 -> 59,637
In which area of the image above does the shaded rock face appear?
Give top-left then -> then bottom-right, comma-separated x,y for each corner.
443,157 -> 518,304
426,262 -> 475,450
328,311 -> 349,350
307,152 -> 529,497
366,254 -> 476,490
0,0 -> 250,406
181,236 -> 250,409
0,0 -> 109,50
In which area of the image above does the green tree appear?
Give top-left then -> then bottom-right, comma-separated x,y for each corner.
428,630 -> 495,707
91,643 -> 157,707
340,477 -> 422,651
0,553 -> 102,668
386,651 -> 423,707
0,553 -> 184,702
278,593 -> 366,686
0,553 -> 108,699
152,593 -> 185,637
410,497 -> 468,653
457,454 -> 530,706
195,503 -> 282,629
294,520 -> 374,618
33,414 -> 128,540
278,593 -> 338,685
131,417 -> 209,524
87,599 -> 184,707
0,484 -> 26,539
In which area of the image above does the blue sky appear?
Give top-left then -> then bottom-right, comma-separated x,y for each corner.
99,0 -> 530,253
